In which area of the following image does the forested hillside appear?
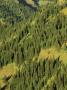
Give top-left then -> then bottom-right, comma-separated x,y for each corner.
0,0 -> 67,90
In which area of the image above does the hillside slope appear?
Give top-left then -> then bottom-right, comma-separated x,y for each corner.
0,0 -> 67,90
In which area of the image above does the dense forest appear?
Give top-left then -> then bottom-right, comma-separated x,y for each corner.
0,0 -> 67,90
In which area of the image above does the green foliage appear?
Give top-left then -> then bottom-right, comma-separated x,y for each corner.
10,58 -> 67,90
0,0 -> 67,90
0,1 -> 67,65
